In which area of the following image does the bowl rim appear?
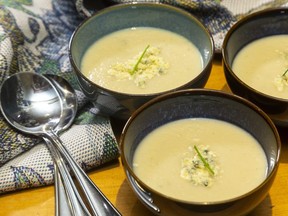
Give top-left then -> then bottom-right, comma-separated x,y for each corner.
68,2 -> 214,98
120,88 -> 281,205
222,7 -> 288,102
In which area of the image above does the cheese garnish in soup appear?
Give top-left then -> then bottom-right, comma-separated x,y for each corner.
133,118 -> 267,202
232,35 -> 288,99
81,27 -> 203,94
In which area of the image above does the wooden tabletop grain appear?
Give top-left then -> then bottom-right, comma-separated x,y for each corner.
0,56 -> 287,216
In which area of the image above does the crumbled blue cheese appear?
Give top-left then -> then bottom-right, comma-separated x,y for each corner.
273,73 -> 288,91
273,49 -> 288,91
180,145 -> 220,187
107,46 -> 169,87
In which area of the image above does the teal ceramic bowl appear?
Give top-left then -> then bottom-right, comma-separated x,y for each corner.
222,8 -> 288,127
69,3 -> 214,119
120,89 -> 281,216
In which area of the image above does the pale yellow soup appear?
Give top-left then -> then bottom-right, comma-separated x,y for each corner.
133,118 -> 267,202
232,35 -> 288,99
81,27 -> 203,94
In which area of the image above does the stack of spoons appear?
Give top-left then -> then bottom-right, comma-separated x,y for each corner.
0,72 -> 121,216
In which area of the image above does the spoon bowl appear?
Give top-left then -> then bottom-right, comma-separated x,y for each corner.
45,74 -> 78,133
0,73 -> 62,134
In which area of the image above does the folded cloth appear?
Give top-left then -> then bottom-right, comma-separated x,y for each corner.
0,0 -> 287,194
0,0 -> 120,194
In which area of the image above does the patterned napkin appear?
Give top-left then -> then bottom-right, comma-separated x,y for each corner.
0,0 -> 287,194
0,0 -> 120,194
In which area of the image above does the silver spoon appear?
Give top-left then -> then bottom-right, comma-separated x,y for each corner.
44,74 -> 90,216
0,72 -> 121,216
0,72 -> 89,216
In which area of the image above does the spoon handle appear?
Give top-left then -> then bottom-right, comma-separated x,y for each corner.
46,132 -> 122,216
44,138 -> 92,216
54,163 -> 72,216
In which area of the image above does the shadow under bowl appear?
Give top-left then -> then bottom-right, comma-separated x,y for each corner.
69,3 -> 214,119
120,89 -> 281,216
222,8 -> 288,127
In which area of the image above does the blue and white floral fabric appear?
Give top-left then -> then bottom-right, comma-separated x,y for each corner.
0,0 -> 287,194
0,0 -> 120,194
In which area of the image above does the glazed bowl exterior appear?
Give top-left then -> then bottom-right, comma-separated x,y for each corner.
222,8 -> 288,127
120,89 -> 281,216
69,3 -> 214,119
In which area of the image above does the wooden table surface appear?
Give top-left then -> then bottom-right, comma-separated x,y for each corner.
0,56 -> 287,216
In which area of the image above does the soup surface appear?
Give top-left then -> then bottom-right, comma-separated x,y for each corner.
232,35 -> 288,99
133,118 -> 267,202
81,27 -> 203,94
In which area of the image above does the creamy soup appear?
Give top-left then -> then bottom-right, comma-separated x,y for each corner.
232,35 -> 288,99
133,118 -> 267,202
81,27 -> 203,94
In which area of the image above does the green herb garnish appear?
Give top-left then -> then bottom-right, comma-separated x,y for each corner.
282,69 -> 288,77
194,145 -> 215,175
130,45 -> 150,75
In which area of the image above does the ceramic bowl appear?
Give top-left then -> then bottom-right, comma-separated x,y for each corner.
69,3 -> 214,119
222,8 -> 288,127
120,89 -> 281,216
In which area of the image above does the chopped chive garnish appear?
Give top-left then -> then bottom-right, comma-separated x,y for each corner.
130,45 -> 150,75
194,145 -> 215,175
282,69 -> 288,77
